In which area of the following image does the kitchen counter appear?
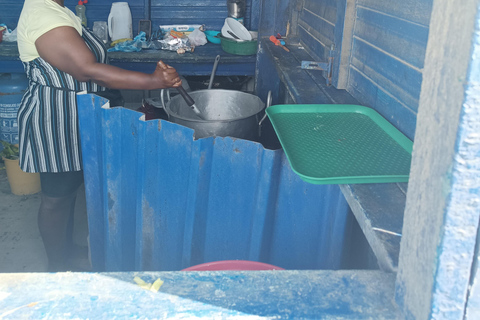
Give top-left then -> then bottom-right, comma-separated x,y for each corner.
0,41 -> 256,76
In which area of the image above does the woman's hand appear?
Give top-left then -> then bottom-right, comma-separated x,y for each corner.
152,61 -> 182,89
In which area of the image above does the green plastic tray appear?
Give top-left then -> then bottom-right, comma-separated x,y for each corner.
266,104 -> 413,184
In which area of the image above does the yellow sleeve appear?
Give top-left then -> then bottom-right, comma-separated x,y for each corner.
17,0 -> 82,62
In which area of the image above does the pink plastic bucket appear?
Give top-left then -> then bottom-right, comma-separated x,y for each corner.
182,260 -> 284,271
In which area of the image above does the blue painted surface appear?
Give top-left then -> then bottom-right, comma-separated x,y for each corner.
0,270 -> 399,319
298,0 -> 336,62
151,0 -> 258,31
354,7 -> 429,70
466,228 -> 480,319
257,0 -> 290,38
67,0 -> 148,36
340,183 -> 406,272
395,1 -> 480,319
256,39 -> 359,105
0,0 -> 257,36
348,68 -> 417,141
0,0 -> 23,29
347,0 -> 433,139
357,0 -> 433,26
77,93 -> 353,272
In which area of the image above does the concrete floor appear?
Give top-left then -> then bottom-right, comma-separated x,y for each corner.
0,164 -> 88,273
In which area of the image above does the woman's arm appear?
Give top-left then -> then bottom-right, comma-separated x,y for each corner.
35,26 -> 181,90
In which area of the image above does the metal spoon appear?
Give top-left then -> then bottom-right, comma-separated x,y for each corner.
208,55 -> 221,89
176,86 -> 204,119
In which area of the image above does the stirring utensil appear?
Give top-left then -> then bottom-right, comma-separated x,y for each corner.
227,30 -> 240,40
176,86 -> 204,118
208,55 -> 221,89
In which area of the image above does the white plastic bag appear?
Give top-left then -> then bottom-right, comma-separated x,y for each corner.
3,28 -> 17,42
187,28 -> 207,46
0,24 -> 17,42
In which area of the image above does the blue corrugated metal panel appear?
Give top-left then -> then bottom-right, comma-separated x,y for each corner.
78,93 -> 352,272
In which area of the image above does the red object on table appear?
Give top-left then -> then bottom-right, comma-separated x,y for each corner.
269,35 -> 290,52
182,260 -> 285,271
0,27 -> 5,44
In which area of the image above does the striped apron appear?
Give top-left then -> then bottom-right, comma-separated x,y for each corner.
17,26 -> 106,173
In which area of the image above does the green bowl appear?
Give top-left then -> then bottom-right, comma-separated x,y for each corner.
219,34 -> 258,55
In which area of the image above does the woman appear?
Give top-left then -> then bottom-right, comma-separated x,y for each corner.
17,0 -> 182,271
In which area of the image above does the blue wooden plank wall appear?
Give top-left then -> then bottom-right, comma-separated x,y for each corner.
151,0 -> 258,31
297,0 -> 337,62
0,0 -> 148,35
347,0 -> 433,140
0,0 -> 23,29
0,0 -> 258,35
70,0 -> 149,35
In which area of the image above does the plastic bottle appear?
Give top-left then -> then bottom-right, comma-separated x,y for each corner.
93,21 -> 108,43
75,0 -> 88,27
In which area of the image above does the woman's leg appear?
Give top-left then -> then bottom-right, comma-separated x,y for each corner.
38,191 -> 78,272
38,171 -> 84,272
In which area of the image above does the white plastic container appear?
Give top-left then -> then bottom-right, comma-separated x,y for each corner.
221,17 -> 252,41
108,2 -> 133,42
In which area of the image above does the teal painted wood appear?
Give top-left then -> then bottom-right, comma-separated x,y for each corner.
77,94 -> 354,272
0,270 -> 400,319
395,1 -> 480,319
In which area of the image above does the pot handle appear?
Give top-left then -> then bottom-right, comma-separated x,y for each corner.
258,90 -> 272,126
160,89 -> 171,118
258,91 -> 272,137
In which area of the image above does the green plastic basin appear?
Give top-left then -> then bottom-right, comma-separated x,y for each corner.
219,34 -> 258,55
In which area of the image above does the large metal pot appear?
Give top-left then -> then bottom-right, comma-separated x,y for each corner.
161,89 -> 265,140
